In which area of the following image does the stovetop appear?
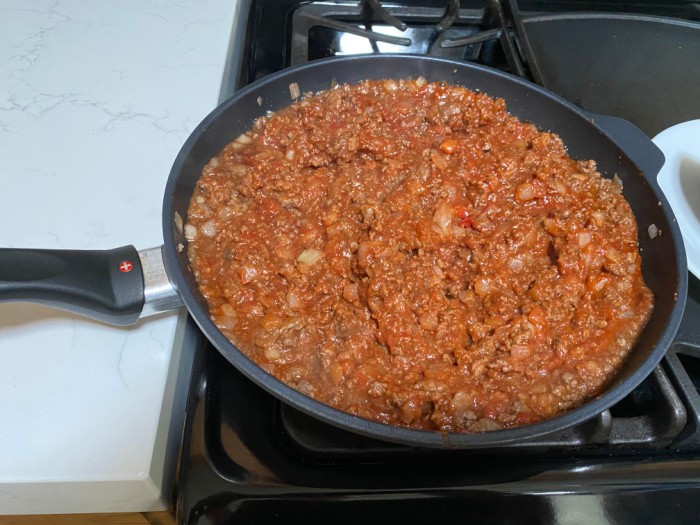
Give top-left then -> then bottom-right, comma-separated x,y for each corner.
178,1 -> 700,523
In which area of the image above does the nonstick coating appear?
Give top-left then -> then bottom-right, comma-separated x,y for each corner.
162,55 -> 687,448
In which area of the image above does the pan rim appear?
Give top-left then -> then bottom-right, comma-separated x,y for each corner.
161,53 -> 688,448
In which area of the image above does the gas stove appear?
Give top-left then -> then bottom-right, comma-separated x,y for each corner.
177,2 -> 700,523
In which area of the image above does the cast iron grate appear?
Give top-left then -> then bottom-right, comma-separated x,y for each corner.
290,0 -> 527,75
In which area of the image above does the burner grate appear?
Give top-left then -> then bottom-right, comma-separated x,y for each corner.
290,0 -> 528,75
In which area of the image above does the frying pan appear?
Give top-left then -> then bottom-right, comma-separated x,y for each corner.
0,55 -> 688,448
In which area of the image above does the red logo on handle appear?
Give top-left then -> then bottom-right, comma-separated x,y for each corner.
119,260 -> 133,273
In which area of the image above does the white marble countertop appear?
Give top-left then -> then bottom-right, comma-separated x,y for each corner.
0,0 -> 238,514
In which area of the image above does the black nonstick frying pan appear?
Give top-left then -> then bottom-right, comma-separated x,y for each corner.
0,55 -> 688,448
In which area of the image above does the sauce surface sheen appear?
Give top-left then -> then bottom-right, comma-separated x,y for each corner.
186,78 -> 653,433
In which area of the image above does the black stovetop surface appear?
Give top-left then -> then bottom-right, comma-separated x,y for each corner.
178,2 -> 700,523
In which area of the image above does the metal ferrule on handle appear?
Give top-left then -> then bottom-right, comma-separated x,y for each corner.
139,246 -> 183,318
0,245 -> 183,326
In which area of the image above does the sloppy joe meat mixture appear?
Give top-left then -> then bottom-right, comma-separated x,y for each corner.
185,78 -> 653,433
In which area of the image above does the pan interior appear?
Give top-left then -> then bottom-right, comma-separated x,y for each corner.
162,55 -> 685,447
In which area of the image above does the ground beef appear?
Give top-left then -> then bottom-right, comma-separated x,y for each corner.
185,78 -> 653,433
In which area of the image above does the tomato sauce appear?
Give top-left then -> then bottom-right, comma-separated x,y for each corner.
185,78 -> 653,433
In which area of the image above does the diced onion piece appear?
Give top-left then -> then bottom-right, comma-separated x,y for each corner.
577,231 -> 592,248
217,314 -> 236,331
289,82 -> 301,100
508,258 -> 524,272
221,303 -> 236,316
510,344 -> 531,359
451,391 -> 472,412
473,418 -> 503,432
174,211 -> 184,234
260,313 -> 285,331
231,164 -> 247,175
433,201 -> 452,233
232,132 -> 252,150
184,224 -> 197,241
553,180 -> 567,194
239,265 -> 258,284
590,210 -> 605,226
256,96 -> 263,106
613,174 -> 623,188
515,182 -> 535,202
383,79 -> 399,92
605,246 -> 622,263
201,220 -> 216,237
648,223 -> 659,239
451,225 -> 467,238
474,277 -> 491,297
562,373 -> 576,384
415,76 -> 426,87
297,248 -> 324,265
342,283 -> 359,303
287,289 -> 301,310
263,347 -> 281,361
218,206 -> 235,220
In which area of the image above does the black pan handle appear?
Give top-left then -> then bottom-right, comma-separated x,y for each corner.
0,246 -> 145,326
584,112 -> 666,179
